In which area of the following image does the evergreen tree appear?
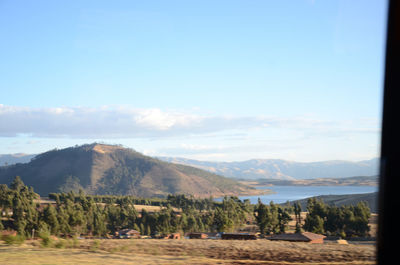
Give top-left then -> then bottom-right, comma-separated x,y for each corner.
268,202 -> 280,234
213,207 -> 233,232
42,204 -> 59,235
254,200 -> 269,234
10,176 -> 24,192
293,202 -> 302,233
278,207 -> 292,233
304,214 -> 325,234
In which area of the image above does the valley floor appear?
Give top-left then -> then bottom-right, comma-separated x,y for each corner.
0,238 -> 375,265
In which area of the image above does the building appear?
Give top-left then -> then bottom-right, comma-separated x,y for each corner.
221,233 -> 257,240
116,229 -> 141,239
188,232 -> 208,239
168,233 -> 180,239
205,232 -> 221,239
268,232 -> 326,244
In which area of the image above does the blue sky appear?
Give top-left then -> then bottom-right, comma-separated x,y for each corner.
0,0 -> 387,162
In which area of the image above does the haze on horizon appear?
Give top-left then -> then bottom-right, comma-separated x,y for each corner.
0,0 -> 387,163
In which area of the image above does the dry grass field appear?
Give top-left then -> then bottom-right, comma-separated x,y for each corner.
0,238 -> 375,265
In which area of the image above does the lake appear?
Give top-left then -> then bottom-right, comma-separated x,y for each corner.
238,185 -> 378,204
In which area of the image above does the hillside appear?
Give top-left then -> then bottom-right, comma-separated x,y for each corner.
286,192 -> 378,213
159,157 -> 379,180
0,144 -> 261,198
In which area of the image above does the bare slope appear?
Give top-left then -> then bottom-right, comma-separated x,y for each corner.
0,144 -> 258,197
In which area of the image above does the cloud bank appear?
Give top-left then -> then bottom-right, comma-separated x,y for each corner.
0,104 -> 379,139
0,105 -> 263,138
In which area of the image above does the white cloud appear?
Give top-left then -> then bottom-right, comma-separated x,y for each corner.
0,105 -> 254,138
0,105 -> 379,141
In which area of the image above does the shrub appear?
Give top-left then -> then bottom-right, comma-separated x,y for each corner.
54,239 -> 67,249
3,234 -> 26,245
90,239 -> 101,251
38,230 -> 53,247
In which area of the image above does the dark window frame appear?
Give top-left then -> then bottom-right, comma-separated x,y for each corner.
377,0 -> 400,264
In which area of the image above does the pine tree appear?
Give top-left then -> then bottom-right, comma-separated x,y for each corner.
304,198 -> 327,234
93,209 -> 107,236
278,207 -> 292,233
294,202 -> 302,233
213,207 -> 233,232
42,205 -> 59,235
10,176 -> 24,192
254,200 -> 269,234
12,195 -> 27,235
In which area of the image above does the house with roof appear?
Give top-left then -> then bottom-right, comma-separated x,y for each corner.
116,229 -> 141,239
221,233 -> 257,240
268,232 -> 326,243
188,232 -> 208,239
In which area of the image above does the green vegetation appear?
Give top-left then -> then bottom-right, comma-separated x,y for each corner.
1,176 -> 371,240
0,177 -> 255,237
290,192 -> 378,213
254,199 -> 292,234
303,198 -> 371,238
2,234 -> 26,245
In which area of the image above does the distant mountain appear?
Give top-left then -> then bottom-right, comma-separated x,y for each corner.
159,157 -> 379,180
0,153 -> 36,166
253,175 -> 378,186
0,144 -> 260,198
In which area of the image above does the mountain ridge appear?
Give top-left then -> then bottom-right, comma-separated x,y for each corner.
159,157 -> 379,180
0,144 -> 260,198
0,153 -> 36,166
0,151 -> 379,181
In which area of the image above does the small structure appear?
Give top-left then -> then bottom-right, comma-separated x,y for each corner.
158,233 -> 181,239
168,233 -> 180,239
205,232 -> 221,239
221,233 -> 257,240
188,232 -> 208,239
117,229 -> 141,239
268,232 -> 326,244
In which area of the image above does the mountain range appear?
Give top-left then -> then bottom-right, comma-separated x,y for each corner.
0,144 -> 259,198
0,148 -> 379,183
159,157 -> 379,180
0,153 -> 36,166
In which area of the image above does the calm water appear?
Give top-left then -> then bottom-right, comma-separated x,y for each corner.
238,185 -> 378,204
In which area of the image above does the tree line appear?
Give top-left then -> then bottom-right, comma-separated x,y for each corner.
303,197 -> 371,237
254,197 -> 371,238
0,177 -> 255,237
1,176 -> 370,239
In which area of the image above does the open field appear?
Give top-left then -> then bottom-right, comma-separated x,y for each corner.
0,238 -> 375,265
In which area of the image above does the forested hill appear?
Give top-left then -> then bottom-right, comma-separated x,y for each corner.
0,144 -> 259,198
286,192 -> 378,213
